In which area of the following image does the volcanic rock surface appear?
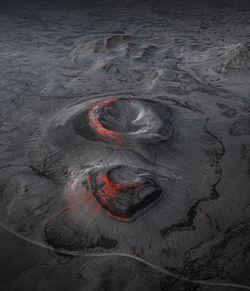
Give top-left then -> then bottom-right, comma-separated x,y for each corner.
0,0 -> 250,290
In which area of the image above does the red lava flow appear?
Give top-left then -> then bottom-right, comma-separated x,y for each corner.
87,98 -> 125,148
67,173 -> 142,223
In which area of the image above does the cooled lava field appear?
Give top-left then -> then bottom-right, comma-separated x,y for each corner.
0,0 -> 250,290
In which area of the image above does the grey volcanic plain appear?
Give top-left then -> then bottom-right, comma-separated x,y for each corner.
0,0 -> 250,290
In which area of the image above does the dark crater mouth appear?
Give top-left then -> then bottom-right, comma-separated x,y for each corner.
88,166 -> 162,222
73,98 -> 174,147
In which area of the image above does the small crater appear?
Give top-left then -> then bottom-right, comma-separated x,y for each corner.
89,166 -> 163,222
73,97 -> 175,148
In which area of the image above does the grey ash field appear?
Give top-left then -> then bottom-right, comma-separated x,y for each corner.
0,0 -> 250,290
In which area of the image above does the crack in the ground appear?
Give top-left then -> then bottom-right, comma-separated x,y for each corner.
160,120 -> 225,236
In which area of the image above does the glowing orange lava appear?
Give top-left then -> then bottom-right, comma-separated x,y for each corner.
87,98 -> 125,148
67,173 -> 142,223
